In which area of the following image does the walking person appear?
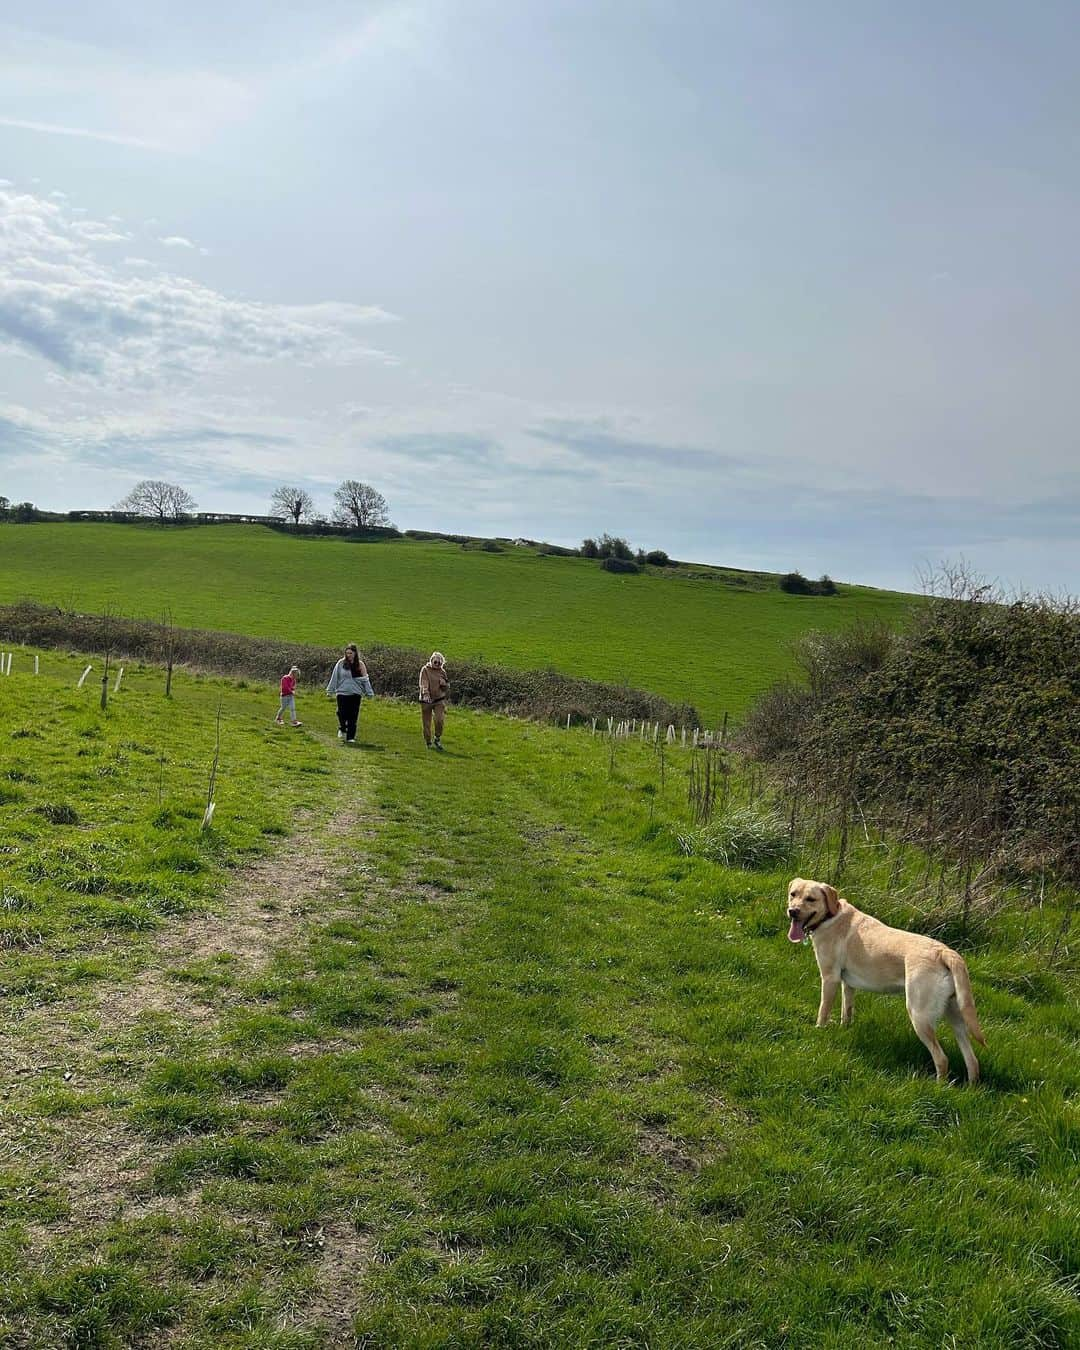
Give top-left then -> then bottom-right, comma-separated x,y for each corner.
419,650 -> 449,751
326,644 -> 374,744
275,665 -> 303,727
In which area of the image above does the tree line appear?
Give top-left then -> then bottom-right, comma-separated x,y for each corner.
3,489 -> 834,593
103,479 -> 393,529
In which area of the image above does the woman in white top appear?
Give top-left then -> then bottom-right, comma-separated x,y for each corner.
326,643 -> 374,743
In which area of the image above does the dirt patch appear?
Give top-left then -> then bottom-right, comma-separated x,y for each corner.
301,1218 -> 377,1343
637,1124 -> 703,1175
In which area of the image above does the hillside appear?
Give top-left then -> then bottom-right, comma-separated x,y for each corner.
0,523 -> 916,722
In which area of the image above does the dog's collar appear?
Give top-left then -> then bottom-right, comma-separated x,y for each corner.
804,908 -> 840,937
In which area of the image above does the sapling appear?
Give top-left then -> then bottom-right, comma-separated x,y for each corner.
201,697 -> 223,831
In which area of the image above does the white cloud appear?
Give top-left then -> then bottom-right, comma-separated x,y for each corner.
72,219 -> 133,244
158,234 -> 196,249
0,186 -> 398,387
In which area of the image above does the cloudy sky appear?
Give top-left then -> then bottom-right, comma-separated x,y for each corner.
1,1 -> 1078,591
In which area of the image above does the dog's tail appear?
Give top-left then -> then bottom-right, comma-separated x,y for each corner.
941,950 -> 986,1046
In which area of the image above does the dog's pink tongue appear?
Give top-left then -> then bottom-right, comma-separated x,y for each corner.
787,918 -> 805,943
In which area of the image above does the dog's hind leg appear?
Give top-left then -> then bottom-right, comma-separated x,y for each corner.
909,1013 -> 950,1081
946,998 -> 981,1084
907,969 -> 952,1081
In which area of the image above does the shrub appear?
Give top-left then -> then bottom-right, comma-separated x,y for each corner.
645,550 -> 670,567
743,575 -> 1080,883
600,557 -> 639,575
479,540 -> 503,553
597,533 -> 633,560
779,571 -> 839,596
676,808 -> 792,870
581,538 -> 599,558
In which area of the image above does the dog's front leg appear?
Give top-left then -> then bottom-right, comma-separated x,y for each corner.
817,975 -> 840,1027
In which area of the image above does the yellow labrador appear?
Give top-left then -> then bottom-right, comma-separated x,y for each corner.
786,878 -> 986,1083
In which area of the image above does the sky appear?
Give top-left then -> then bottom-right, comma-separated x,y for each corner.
1,0 -> 1078,593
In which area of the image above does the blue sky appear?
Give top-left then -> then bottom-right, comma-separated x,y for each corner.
1,0 -> 1078,592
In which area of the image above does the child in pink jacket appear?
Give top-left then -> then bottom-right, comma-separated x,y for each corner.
275,665 -> 303,726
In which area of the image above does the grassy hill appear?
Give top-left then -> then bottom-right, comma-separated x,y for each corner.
1,649 -> 1076,1345
0,523 -> 915,724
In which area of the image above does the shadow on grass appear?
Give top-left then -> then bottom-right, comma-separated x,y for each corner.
848,1017 -> 1019,1089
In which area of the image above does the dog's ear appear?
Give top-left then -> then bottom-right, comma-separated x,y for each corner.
821,884 -> 840,916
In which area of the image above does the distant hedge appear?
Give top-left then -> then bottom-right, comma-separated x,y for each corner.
0,602 -> 698,729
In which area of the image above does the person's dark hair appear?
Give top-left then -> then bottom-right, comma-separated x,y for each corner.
344,644 -> 361,676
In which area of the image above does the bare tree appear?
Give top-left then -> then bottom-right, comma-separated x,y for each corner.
115,480 -> 197,521
331,479 -> 391,529
269,485 -> 315,525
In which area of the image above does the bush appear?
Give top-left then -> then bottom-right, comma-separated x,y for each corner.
597,533 -> 633,561
779,571 -> 838,596
738,679 -> 816,761
645,550 -> 671,567
743,576 -> 1080,883
479,540 -> 503,553
600,557 -> 640,575
581,538 -> 599,558
676,808 -> 792,870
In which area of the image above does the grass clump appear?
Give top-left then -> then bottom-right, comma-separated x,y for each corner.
677,806 -> 793,869
37,802 -> 80,825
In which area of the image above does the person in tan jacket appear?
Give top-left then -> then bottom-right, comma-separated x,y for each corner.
419,651 -> 449,750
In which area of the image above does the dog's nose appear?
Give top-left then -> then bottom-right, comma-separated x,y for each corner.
787,908 -> 798,919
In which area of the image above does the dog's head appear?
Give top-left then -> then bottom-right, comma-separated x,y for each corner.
786,878 -> 840,943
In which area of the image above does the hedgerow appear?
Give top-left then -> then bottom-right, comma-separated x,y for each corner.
0,602 -> 698,728
741,574 -> 1080,886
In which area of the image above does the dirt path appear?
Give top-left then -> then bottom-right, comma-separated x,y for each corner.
1,736 -> 386,1344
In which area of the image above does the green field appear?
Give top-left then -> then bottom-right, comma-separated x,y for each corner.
0,524 -> 916,723
1,651 -> 1076,1346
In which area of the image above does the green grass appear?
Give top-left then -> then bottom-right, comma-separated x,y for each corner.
0,651 -> 1076,1346
0,651 -> 328,1005
0,523 -> 917,723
